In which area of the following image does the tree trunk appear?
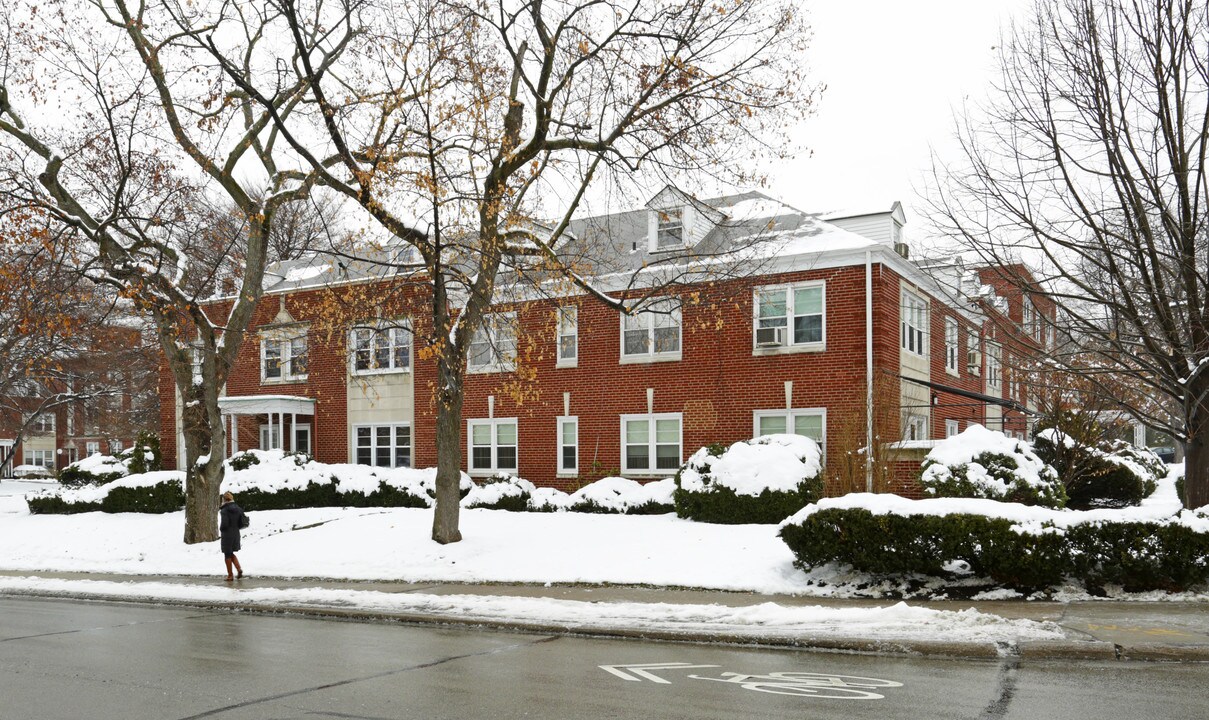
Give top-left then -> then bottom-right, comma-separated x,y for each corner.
431,358 -> 464,544
1184,391 -> 1209,510
180,387 -> 225,544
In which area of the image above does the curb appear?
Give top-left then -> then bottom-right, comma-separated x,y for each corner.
8,587 -> 1203,662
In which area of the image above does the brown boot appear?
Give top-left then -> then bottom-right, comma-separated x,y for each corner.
224,557 -> 234,581
232,555 -> 243,579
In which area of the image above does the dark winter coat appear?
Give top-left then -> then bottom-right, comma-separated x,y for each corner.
219,501 -> 246,555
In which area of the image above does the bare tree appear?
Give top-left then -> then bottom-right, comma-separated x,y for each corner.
0,0 -> 334,541
929,0 -> 1209,508
203,0 -> 814,543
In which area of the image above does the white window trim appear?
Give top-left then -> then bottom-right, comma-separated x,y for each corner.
260,332 -> 309,383
352,423 -> 412,468
619,299 -> 682,364
85,441 -> 100,456
987,342 -> 1003,390
467,312 -> 518,375
556,306 -> 578,369
649,207 -> 692,252
945,419 -> 961,438
349,322 -> 413,376
752,281 -> 826,355
620,412 -> 683,476
901,289 -> 928,357
904,414 -> 928,442
29,413 -> 55,433
466,418 -> 519,475
944,317 -> 960,376
752,408 -> 827,461
557,415 -> 578,476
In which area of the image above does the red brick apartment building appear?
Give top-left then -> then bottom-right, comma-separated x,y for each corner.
158,189 -> 1052,491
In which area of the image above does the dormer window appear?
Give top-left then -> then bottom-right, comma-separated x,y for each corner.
656,209 -> 684,250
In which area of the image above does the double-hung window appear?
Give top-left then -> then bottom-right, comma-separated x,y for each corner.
901,290 -> 928,356
903,415 -> 928,441
754,283 -> 824,350
621,413 -> 682,474
945,317 -> 960,374
557,417 -> 578,474
351,324 -> 411,374
987,342 -> 1002,390
85,441 -> 100,456
262,333 -> 309,382
556,307 -> 577,367
753,409 -> 826,459
945,419 -> 961,438
354,424 -> 412,468
468,313 -> 517,373
468,419 -> 518,474
655,208 -> 684,250
621,299 -> 681,361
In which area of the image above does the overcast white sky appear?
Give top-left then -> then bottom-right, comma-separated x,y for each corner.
770,0 -> 1032,235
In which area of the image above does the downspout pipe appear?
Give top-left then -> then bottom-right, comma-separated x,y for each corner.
866,250 -> 874,493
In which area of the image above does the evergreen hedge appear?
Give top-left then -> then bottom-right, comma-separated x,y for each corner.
674,439 -> 824,524
780,507 -> 1209,592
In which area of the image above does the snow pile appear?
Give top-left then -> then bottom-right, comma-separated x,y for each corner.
220,449 -> 473,502
529,486 -> 571,511
0,577 -> 1066,643
678,434 -> 822,496
921,425 -> 1064,507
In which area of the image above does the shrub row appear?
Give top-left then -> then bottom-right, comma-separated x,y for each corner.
28,478 -> 185,515
780,507 -> 1209,592
674,437 -> 824,524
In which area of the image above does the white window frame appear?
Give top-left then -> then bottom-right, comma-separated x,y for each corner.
901,289 -> 928,357
945,419 -> 961,438
987,342 -> 1002,390
467,418 -> 518,475
467,312 -> 517,374
85,441 -> 100,456
556,306 -> 578,368
904,414 -> 928,442
1022,298 -> 1034,332
752,281 -> 826,354
620,298 -> 682,363
557,416 -> 578,475
353,423 -> 411,468
654,208 -> 685,250
350,322 -> 412,375
967,332 -> 982,376
24,449 -> 54,469
752,408 -> 827,460
620,413 -> 683,475
944,317 -> 959,375
66,409 -> 74,436
261,333 -> 309,383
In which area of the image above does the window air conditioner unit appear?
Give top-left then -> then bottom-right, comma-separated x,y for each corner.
755,326 -> 784,347
967,350 -> 982,374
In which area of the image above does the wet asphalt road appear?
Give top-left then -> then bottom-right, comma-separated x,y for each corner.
2,597 -> 1207,720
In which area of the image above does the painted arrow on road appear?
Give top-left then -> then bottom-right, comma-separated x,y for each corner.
600,663 -> 721,684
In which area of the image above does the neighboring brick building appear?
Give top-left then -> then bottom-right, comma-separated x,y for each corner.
1,325 -> 155,477
158,189 -> 1053,492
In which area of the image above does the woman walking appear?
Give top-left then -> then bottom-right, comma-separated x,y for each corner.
219,491 -> 246,581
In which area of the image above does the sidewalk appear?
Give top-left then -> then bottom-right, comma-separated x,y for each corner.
3,570 -> 1207,662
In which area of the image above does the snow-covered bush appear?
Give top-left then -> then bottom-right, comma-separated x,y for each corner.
28,472 -> 185,514
58,454 -> 128,488
528,486 -> 571,512
674,435 -> 823,524
568,476 -> 648,514
920,425 -> 1066,508
464,474 -> 534,511
625,477 -> 676,515
223,450 -> 433,510
1034,431 -> 1162,510
779,491 -> 1209,593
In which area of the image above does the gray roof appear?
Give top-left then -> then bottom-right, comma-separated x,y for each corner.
254,190 -> 876,296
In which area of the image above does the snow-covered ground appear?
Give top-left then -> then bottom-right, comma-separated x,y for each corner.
2,457 -> 1205,646
0,477 -> 1074,644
